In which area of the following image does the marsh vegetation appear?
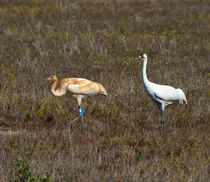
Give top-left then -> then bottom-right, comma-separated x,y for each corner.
0,0 -> 209,181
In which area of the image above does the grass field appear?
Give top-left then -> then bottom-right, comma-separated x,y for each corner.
0,0 -> 209,181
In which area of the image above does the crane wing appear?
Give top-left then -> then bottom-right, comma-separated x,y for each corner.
63,78 -> 100,95
150,84 -> 179,102
154,93 -> 167,101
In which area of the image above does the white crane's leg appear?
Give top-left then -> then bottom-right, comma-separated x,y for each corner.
158,103 -> 165,130
160,110 -> 165,130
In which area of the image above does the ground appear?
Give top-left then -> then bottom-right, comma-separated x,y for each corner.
0,0 -> 209,181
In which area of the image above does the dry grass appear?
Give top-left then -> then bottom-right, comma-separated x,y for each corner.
0,0 -> 209,181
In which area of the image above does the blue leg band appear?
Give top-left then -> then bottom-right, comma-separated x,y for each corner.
78,106 -> 83,116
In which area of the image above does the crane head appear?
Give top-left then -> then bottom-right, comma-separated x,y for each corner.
135,53 -> 147,61
47,75 -> 58,81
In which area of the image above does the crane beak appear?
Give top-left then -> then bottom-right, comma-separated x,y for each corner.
47,77 -> 51,81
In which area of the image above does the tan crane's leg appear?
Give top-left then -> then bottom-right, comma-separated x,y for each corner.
76,95 -> 85,132
60,95 -> 84,131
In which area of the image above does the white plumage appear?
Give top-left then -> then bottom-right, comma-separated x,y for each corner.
135,53 -> 187,129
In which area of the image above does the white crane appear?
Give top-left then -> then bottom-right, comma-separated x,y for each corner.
135,53 -> 187,129
47,75 -> 108,131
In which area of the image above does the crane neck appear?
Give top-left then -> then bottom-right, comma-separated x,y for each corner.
142,58 -> 149,85
51,79 -> 66,96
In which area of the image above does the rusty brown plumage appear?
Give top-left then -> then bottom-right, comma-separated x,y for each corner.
47,75 -> 108,131
47,75 -> 108,105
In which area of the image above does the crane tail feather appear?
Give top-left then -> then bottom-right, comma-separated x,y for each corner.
177,89 -> 188,105
97,83 -> 108,96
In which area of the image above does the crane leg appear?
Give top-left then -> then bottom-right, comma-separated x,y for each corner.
161,115 -> 165,130
158,104 -> 165,130
60,115 -> 82,131
60,96 -> 85,132
160,111 -> 165,130
76,96 -> 85,132
60,106 -> 85,131
78,106 -> 85,132
81,115 -> 85,132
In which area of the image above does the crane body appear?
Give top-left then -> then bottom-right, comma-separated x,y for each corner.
47,75 -> 108,131
135,53 -> 187,129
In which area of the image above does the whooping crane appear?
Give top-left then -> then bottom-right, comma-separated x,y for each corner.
135,53 -> 187,129
47,75 -> 108,131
